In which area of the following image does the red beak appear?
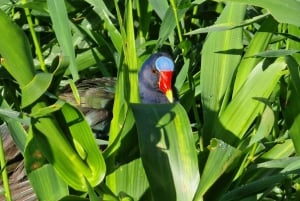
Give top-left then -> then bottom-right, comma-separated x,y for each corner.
159,71 -> 174,103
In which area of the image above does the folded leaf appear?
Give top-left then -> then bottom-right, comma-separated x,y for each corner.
25,102 -> 106,191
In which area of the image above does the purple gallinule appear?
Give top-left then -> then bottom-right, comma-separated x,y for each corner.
59,52 -> 176,137
139,52 -> 176,103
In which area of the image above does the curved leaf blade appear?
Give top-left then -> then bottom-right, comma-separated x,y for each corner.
132,103 -> 200,201
26,102 -> 106,191
21,73 -> 53,108
0,9 -> 35,86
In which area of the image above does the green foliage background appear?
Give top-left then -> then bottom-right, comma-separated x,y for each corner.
0,0 -> 300,200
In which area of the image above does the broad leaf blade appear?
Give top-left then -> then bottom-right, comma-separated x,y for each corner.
215,59 -> 286,144
28,164 -> 68,201
26,102 -> 105,191
200,3 -> 246,144
21,73 -> 53,108
233,16 -> 278,95
214,0 -> 300,27
0,99 -> 27,153
132,103 -> 200,201
0,9 -> 35,86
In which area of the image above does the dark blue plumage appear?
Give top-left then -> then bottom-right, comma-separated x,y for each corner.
58,52 -> 176,137
138,52 -> 176,103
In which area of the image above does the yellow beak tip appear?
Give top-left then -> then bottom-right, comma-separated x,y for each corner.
165,90 -> 174,103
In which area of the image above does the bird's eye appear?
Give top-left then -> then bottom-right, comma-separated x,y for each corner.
151,68 -> 157,74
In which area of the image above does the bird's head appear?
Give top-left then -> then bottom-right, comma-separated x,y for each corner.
138,53 -> 175,103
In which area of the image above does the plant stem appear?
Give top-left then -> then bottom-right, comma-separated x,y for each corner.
22,0 -> 47,72
0,131 -> 12,201
169,0 -> 183,44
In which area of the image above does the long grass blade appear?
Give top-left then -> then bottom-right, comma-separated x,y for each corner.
200,3 -> 246,144
47,0 -> 78,80
215,59 -> 286,144
233,16 -> 278,95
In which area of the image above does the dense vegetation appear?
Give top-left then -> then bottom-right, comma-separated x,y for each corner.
1,0 -> 300,200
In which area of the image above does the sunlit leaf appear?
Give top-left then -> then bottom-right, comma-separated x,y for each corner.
233,16 -> 278,94
47,0 -> 78,80
25,102 -> 105,191
200,3 -> 246,144
185,13 -> 269,35
28,164 -> 68,201
215,58 -> 286,144
213,0 -> 300,27
21,73 -> 53,108
0,9 -> 35,86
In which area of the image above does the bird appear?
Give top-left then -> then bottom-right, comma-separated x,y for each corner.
138,52 -> 176,104
0,52 -> 177,201
59,52 -> 177,137
59,77 -> 116,139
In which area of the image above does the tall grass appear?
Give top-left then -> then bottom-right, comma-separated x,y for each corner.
0,0 -> 300,200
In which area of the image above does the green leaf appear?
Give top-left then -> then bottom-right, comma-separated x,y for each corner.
84,0 -> 122,53
59,103 -> 106,187
0,9 -> 35,86
288,24 -> 300,64
132,103 -> 200,201
219,174 -> 287,201
72,48 -> 105,74
283,56 -> 300,127
29,100 -> 65,118
47,0 -> 78,80
28,164 -> 69,201
148,0 -> 169,19
249,49 -> 300,58
256,157 -> 300,169
105,159 -> 149,201
185,13 -> 270,35
124,0 -> 139,102
104,2 -> 145,198
200,3 -> 246,144
158,0 -> 189,46
233,16 -> 278,95
249,105 -> 274,146
288,114 -> 300,155
215,59 -> 286,144
0,99 -> 27,154
193,139 -> 241,200
261,139 -> 294,160
21,72 -> 53,108
213,0 -> 300,27
104,82 -> 146,200
60,196 -> 89,201
26,102 -> 106,191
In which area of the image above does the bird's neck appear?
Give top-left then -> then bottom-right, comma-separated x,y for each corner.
139,82 -> 169,103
